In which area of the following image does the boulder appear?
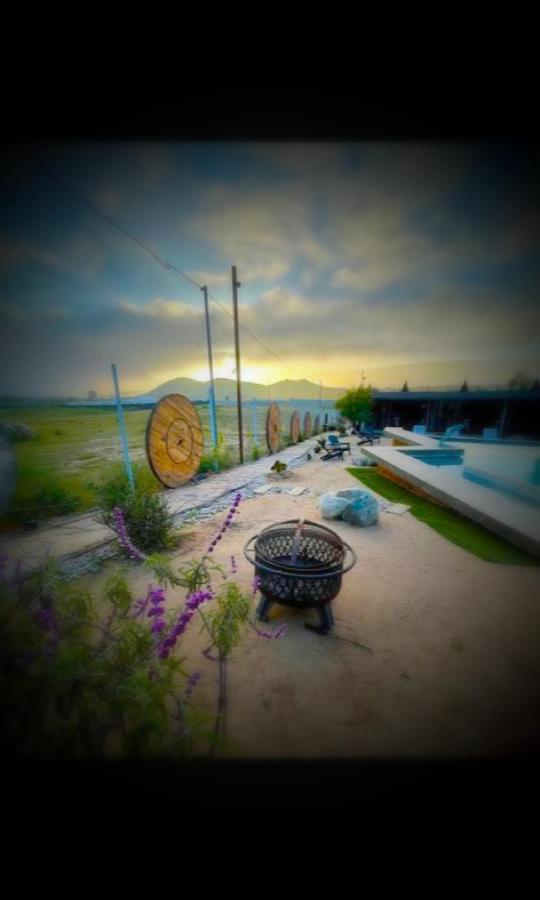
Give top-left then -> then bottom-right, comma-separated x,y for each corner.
341,491 -> 379,526
0,422 -> 38,441
336,488 -> 370,500
319,492 -> 350,519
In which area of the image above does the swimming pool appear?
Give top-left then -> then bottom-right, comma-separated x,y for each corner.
405,449 -> 463,467
406,441 -> 540,508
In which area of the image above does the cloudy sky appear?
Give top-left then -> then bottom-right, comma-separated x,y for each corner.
1,141 -> 539,395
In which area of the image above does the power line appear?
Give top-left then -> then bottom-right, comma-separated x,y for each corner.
35,161 -> 317,390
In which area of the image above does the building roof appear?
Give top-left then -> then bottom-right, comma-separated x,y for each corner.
372,390 -> 540,402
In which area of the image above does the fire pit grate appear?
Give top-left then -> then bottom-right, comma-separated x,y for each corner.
244,519 -> 356,633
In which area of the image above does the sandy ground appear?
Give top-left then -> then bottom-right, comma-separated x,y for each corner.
78,453 -> 540,759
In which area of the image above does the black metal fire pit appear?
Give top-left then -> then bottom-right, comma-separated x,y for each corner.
244,519 -> 356,633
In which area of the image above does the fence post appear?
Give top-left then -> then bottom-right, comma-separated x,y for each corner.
252,397 -> 258,446
111,363 -> 135,492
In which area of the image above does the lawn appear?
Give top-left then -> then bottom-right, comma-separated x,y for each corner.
348,467 -> 540,566
0,401 -> 316,529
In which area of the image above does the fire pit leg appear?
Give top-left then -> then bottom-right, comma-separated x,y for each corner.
256,595 -> 273,622
318,603 -> 334,631
304,603 -> 335,635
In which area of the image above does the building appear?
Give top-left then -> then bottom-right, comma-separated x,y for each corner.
370,389 -> 540,440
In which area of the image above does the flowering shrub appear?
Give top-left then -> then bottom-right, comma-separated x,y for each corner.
0,491 -> 286,758
95,463 -> 179,554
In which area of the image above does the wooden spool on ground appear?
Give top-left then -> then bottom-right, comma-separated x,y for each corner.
313,414 -> 321,434
303,411 -> 313,438
265,402 -> 281,453
290,410 -> 301,443
146,394 -> 204,488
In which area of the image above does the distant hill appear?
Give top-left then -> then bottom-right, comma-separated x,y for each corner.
363,359 -> 540,391
151,377 -> 346,402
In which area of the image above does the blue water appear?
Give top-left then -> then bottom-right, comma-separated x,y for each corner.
407,451 -> 463,467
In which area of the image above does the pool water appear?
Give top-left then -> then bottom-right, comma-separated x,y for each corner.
407,451 -> 463,467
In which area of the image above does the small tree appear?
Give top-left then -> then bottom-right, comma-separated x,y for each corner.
401,381 -> 409,392
460,379 -> 469,392
335,385 -> 374,427
508,370 -> 532,390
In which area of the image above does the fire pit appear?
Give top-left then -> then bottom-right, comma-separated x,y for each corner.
244,519 -> 356,633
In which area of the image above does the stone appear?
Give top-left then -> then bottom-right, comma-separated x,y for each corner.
341,491 -> 379,527
335,488 -> 371,501
0,422 -> 37,441
319,492 -> 350,519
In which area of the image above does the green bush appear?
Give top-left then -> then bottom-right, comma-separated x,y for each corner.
119,492 -> 178,553
199,445 -> 235,473
0,559 -> 215,758
93,463 -> 178,553
26,483 -> 81,519
91,462 -> 160,512
251,445 -> 262,461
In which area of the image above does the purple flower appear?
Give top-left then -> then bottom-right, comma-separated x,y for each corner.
251,575 -> 262,596
205,494 -> 244,553
151,618 -> 166,634
112,507 -> 145,562
185,671 -> 201,699
147,606 -> 165,617
253,623 -> 287,640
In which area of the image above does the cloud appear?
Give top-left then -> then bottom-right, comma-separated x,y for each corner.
188,270 -> 229,287
0,231 -> 105,280
191,180 -> 334,282
119,298 -> 200,319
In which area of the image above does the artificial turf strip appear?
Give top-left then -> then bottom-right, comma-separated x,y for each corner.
347,467 -> 540,566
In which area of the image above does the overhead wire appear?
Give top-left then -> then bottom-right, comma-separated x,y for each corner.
35,161 -> 319,391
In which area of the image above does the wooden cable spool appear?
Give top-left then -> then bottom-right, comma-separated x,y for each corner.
265,402 -> 282,453
290,410 -> 301,443
303,411 -> 313,438
146,394 -> 204,488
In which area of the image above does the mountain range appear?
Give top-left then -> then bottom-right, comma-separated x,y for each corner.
150,377 -> 340,401
150,360 -> 540,402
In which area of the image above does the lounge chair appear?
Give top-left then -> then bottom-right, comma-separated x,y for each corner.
321,445 -> 346,461
354,424 -> 379,445
326,434 -> 351,455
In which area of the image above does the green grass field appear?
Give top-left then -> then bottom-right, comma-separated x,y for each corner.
0,402 -> 320,529
348,467 -> 540,566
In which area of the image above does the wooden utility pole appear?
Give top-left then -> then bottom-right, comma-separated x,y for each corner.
201,285 -> 219,465
231,265 -> 244,463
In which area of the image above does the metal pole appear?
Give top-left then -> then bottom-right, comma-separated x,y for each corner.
201,285 -> 219,469
111,363 -> 135,492
252,397 -> 258,445
231,265 -> 244,463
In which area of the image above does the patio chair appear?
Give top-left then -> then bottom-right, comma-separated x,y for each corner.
321,444 -> 346,461
326,434 -> 351,455
356,424 -> 380,445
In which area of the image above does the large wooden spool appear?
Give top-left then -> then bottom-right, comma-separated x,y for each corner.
303,411 -> 313,438
290,410 -> 301,443
313,414 -> 321,434
146,394 -> 204,488
265,402 -> 281,453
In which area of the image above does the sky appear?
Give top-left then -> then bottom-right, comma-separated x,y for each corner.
1,141 -> 539,396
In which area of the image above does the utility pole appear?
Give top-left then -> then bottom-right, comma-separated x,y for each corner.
231,265 -> 244,463
201,285 -> 219,467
